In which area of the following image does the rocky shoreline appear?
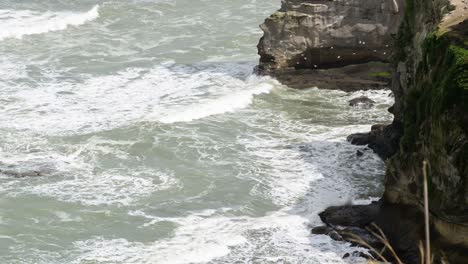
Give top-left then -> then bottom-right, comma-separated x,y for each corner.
258,0 -> 467,263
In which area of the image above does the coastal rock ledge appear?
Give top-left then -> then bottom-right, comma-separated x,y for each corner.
256,0 -> 403,89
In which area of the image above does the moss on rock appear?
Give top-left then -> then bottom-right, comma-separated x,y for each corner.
384,0 -> 468,253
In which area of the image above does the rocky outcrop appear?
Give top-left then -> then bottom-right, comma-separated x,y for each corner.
257,0 -> 403,72
347,122 -> 403,159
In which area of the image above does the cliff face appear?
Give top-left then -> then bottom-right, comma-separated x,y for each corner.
257,0 -> 403,72
385,0 -> 468,247
257,0 -> 468,259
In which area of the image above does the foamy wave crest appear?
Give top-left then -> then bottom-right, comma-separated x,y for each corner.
0,62 -> 277,135
158,75 -> 275,124
0,5 -> 99,41
72,208 -> 354,264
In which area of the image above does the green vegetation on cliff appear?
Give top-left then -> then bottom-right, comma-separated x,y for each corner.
400,35 -> 468,152
384,0 -> 467,252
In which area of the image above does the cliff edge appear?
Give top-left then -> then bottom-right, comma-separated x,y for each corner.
258,0 -> 468,262
384,0 -> 468,254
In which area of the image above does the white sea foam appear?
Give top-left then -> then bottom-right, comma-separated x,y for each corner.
158,75 -> 275,123
0,62 -> 276,134
0,133 -> 180,206
0,1 -> 387,263
234,93 -> 387,207
238,133 -> 325,206
73,208 -> 354,264
54,211 -> 82,222
13,164 -> 180,206
0,5 -> 99,41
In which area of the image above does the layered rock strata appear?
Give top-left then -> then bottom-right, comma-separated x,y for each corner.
257,0 -> 403,73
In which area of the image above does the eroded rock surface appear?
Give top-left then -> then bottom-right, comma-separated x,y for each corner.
257,0 -> 403,72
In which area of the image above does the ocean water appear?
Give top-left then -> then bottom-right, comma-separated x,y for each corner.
0,1 -> 394,263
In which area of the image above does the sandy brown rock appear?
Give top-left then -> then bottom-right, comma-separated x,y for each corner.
257,0 -> 404,72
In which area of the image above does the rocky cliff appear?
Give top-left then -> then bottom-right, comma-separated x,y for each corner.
384,0 -> 468,252
256,0 -> 404,90
257,0 -> 403,71
258,0 -> 468,262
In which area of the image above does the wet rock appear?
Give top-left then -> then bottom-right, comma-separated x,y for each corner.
319,202 -> 380,228
352,251 -> 373,260
347,122 -> 403,160
356,150 -> 364,157
348,96 -> 376,108
347,133 -> 372,146
328,230 -> 343,241
311,225 -> 331,235
256,60 -> 391,91
343,251 -> 372,259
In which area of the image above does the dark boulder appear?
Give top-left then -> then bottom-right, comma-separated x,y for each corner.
348,96 -> 376,108
311,225 -> 331,235
319,202 -> 380,228
347,122 -> 403,160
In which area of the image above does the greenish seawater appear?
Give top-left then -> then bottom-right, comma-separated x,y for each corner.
0,1 -> 393,263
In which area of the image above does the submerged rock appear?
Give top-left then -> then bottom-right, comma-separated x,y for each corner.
0,161 -> 57,178
348,96 -> 376,108
311,225 -> 331,235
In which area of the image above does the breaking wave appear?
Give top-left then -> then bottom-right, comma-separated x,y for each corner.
0,5 -> 99,41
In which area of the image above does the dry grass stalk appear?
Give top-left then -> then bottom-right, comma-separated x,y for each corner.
367,223 -> 404,264
345,232 -> 388,263
339,160 -> 443,263
422,160 -> 431,264
419,241 -> 425,264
